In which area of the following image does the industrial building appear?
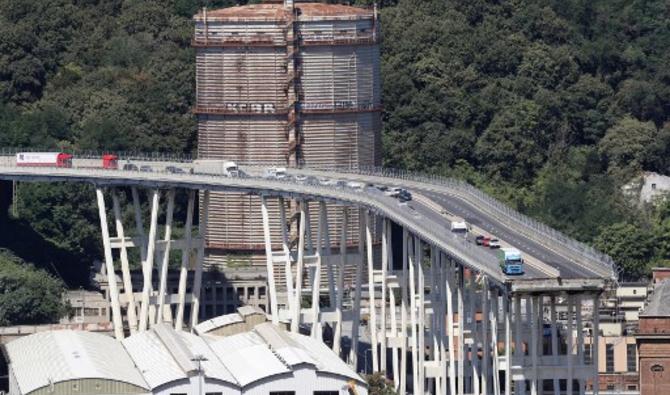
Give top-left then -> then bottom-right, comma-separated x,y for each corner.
193,1 -> 382,284
2,309 -> 367,395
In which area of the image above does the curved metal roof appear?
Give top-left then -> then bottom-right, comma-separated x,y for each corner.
5,330 -> 149,394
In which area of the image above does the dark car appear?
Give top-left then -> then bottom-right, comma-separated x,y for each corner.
397,190 -> 412,202
165,166 -> 184,174
475,235 -> 485,245
139,165 -> 153,172
122,163 -> 138,171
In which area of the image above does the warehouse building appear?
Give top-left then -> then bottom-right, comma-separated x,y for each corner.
2,311 -> 367,395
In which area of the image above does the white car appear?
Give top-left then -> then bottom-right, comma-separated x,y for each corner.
263,167 -> 287,179
347,181 -> 365,190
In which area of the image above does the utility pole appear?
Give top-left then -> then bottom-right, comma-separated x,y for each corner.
191,354 -> 208,395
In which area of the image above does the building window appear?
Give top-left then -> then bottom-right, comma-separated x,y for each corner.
216,287 -> 224,301
204,286 -> 213,301
627,344 -> 637,372
606,344 -> 614,372
585,344 -> 592,365
259,286 -> 266,297
652,183 -> 657,190
248,287 -> 255,297
627,385 -> 637,391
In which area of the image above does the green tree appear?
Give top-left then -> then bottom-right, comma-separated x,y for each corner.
0,249 -> 68,325
594,222 -> 655,280
365,372 -> 397,395
598,116 -> 656,179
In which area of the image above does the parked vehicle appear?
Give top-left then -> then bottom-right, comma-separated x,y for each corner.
139,165 -> 153,172
347,181 -> 365,190
482,236 -> 491,247
498,248 -> 524,275
123,163 -> 138,171
475,235 -> 485,245
489,239 -> 501,249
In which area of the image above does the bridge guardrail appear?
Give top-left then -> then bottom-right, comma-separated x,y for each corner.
301,164 -> 617,281
0,158 -> 508,284
0,150 -> 616,281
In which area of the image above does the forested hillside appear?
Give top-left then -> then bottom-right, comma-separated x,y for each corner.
0,0 -> 669,309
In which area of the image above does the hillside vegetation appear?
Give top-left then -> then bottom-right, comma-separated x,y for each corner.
0,0 -> 668,306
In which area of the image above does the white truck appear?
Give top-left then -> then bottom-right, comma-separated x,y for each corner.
193,159 -> 240,177
450,220 -> 469,233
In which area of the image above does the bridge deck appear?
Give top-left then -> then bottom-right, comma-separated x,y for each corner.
0,158 -> 615,288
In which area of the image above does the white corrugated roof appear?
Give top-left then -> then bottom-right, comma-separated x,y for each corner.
254,322 -> 318,367
204,331 -> 290,387
177,331 -> 237,385
5,330 -> 149,394
194,313 -> 244,335
287,331 -> 365,383
122,329 -> 188,388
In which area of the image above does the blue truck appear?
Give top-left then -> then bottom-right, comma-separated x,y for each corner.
498,248 -> 525,275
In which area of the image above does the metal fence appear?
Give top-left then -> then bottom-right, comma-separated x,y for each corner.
0,149 -> 617,280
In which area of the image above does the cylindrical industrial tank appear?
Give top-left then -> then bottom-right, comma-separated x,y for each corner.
193,3 -> 381,279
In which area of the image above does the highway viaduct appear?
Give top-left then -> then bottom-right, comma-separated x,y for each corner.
0,154 -> 616,395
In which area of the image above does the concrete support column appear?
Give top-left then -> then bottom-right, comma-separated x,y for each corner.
409,236 -> 419,394
567,294 -> 574,395
575,295 -> 584,395
139,189 -> 160,332
504,293 -> 511,395
333,206 -> 347,356
157,189 -> 175,325
469,273 -> 479,395
175,190 -> 195,330
111,189 -> 138,335
457,265 -> 465,395
481,278 -> 490,395
592,293 -> 600,395
400,227 -> 409,393
349,208 -> 365,367
514,294 -> 524,395
95,187 -> 124,340
310,202 -> 325,337
190,189 -> 209,329
416,237 -> 425,394
366,211 -> 378,371
491,287 -> 501,395
321,202 -> 335,309
279,197 -> 294,315
261,195 -> 279,325
292,200 -> 307,333
446,257 -> 456,395
380,217 -> 389,376
550,296 -> 559,395
530,295 -> 539,395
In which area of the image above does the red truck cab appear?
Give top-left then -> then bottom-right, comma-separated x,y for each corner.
102,154 -> 119,169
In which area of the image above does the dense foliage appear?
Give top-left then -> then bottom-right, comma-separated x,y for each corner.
0,0 -> 669,282
0,249 -> 68,325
